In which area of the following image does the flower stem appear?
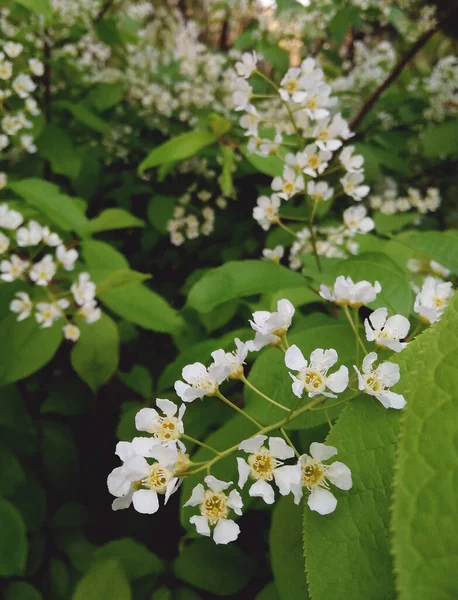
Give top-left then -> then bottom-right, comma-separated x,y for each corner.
308,198 -> 322,272
215,390 -> 262,429
181,434 -> 220,456
240,375 -> 289,412
277,219 -> 298,238
343,305 -> 367,355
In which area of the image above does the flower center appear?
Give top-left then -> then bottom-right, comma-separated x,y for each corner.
283,181 -> 294,194
201,491 -> 228,524
365,375 -> 383,394
285,80 -> 298,92
312,192 -> 323,203
307,98 -> 318,109
158,418 -> 179,442
433,296 -> 445,307
318,129 -> 329,140
145,464 -> 171,493
248,449 -> 276,481
307,155 -> 320,169
301,369 -> 325,392
302,460 -> 326,488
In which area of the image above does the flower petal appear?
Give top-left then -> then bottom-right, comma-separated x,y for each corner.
204,475 -> 232,493
369,307 -> 388,330
307,488 -> 337,515
135,408 -> 159,432
184,483 -> 205,507
249,479 -> 275,504
226,489 -> 243,515
285,345 -> 307,371
309,442 -> 337,461
326,365 -> 349,393
362,352 -> 378,374
190,515 -> 211,537
238,434 -> 267,454
237,457 -> 251,488
268,436 -> 295,460
326,461 -> 352,490
132,489 -> 159,514
273,465 -> 301,495
156,398 -> 178,417
213,519 -> 240,545
377,391 -> 406,410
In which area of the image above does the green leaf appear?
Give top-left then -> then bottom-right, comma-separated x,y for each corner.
0,497 -> 28,576
37,124 -> 82,179
56,101 -> 110,134
9,179 -> 89,236
240,144 -> 284,177
87,208 -> 145,233
93,539 -> 163,581
118,364 -> 153,399
0,445 -> 25,496
147,195 -> 176,233
41,377 -> 92,416
11,475 -> 46,532
328,6 -> 361,43
4,582 -> 43,600
256,583 -> 281,600
0,315 -> 63,386
218,145 -> 235,197
138,131 -> 217,175
41,421 -> 79,491
174,539 -> 254,596
187,260 -> 305,313
329,252 -> 412,316
258,43 -> 289,72
71,314 -> 119,392
373,212 -> 418,235
399,230 -> 458,274
72,559 -> 132,600
245,319 -> 355,429
52,502 -> 88,528
422,119 -> 458,157
392,294 -> 458,600
49,558 -> 70,599
266,286 -> 323,312
87,83 -> 125,111
270,496 -> 309,600
15,0 -> 51,18
304,398 -> 399,600
96,269 -> 151,294
81,239 -> 128,272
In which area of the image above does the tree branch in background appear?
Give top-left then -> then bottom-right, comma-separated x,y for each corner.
95,0 -> 116,24
350,5 -> 458,131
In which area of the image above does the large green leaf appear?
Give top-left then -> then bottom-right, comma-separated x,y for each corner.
40,421 -> 79,491
304,398 -> 399,600
71,314 -> 119,392
187,260 -> 305,313
0,497 -> 28,576
0,445 -> 25,496
56,101 -> 111,133
96,269 -> 151,294
329,252 -> 412,316
87,208 -> 145,233
174,539 -> 254,596
399,230 -> 458,274
9,179 -> 89,236
37,124 -> 82,179
4,582 -> 43,600
93,539 -> 163,581
138,130 -> 217,175
245,319 -> 355,429
240,144 -> 284,177
0,315 -> 63,385
87,83 -> 125,112
15,0 -> 51,18
270,496 -> 309,600
72,559 -> 131,600
392,293 -> 458,600
422,119 -> 458,157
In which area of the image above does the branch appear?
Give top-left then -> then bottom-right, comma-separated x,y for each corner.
349,6 -> 458,131
95,0 -> 115,24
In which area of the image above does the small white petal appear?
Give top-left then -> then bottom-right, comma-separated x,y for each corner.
204,475 -> 232,493
285,345 -> 307,371
326,461 -> 352,490
273,465 -> 301,495
184,483 -> 205,507
190,515 -> 211,537
112,490 -> 133,511
132,489 -> 159,514
326,365 -> 349,393
377,391 -> 406,410
226,489 -> 243,516
307,488 -> 337,515
362,352 -> 378,374
369,307 -> 388,330
268,436 -> 295,460
115,441 -> 135,462
131,436 -> 160,457
237,457 -> 251,488
213,519 -> 240,545
238,434 -> 267,454
249,480 -> 275,504
156,398 -> 178,417
135,408 -> 159,432
309,443 -> 337,461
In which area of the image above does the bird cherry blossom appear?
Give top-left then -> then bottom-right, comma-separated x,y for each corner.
184,476 -> 243,545
253,195 -> 281,230
339,145 -> 364,173
237,435 -> 299,504
271,167 -> 304,200
340,172 -> 370,201
319,276 -> 381,308
413,276 -> 454,324
235,51 -> 258,79
285,345 -> 349,399
174,360 -> 230,402
210,338 -> 250,380
354,352 -> 406,409
307,180 -> 333,203
135,399 -> 186,451
247,298 -> 295,351
63,323 -> 80,342
364,307 -> 410,352
343,205 -> 374,234
262,245 -> 284,263
10,291 -> 32,321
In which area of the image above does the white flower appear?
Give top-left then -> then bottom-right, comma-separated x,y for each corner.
307,180 -> 333,203
174,360 -> 230,403
232,78 -> 252,111
285,345 -> 349,399
42,226 -> 63,247
262,245 -> 284,263
4,42 -> 23,58
319,276 -> 381,308
29,58 -> 44,76
135,399 -> 186,451
235,51 -> 258,79
184,476 -> 243,545
56,245 -> 78,271
0,60 -> 12,80
340,172 -> 370,201
247,298 -> 295,351
414,276 -> 454,324
10,292 -> 32,321
253,195 -> 280,230
271,167 -> 304,200
0,204 -> 23,229
0,254 -> 29,281
12,74 -> 36,99
279,67 -> 307,103
364,308 -> 410,352
339,146 -> 364,173
71,272 -> 96,305
237,435 -> 299,504
301,143 -> 332,178
63,323 -> 80,341
25,97 -> 40,116
343,205 -> 374,234
16,220 -> 44,247
286,443 -> 352,514
210,338 -> 249,380
108,443 -> 180,514
430,260 -> 451,279
35,302 -> 64,328
354,352 -> 406,409
29,255 -> 56,286
240,105 -> 261,136
313,113 -> 351,152
79,300 -> 101,324
20,135 -> 37,154
0,232 -> 9,254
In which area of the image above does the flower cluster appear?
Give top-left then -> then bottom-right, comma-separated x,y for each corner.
369,178 -> 441,216
0,203 -> 100,340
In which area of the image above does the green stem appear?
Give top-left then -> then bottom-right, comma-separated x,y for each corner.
308,198 -> 322,272
240,376 -> 289,412
343,305 -> 367,356
215,390 -> 262,429
280,428 -> 300,458
353,307 -> 360,365
277,219 -> 298,238
181,434 -> 220,456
